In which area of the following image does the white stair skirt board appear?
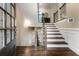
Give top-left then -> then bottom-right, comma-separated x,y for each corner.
47,32 -> 60,34
47,39 -> 65,42
47,44 -> 68,47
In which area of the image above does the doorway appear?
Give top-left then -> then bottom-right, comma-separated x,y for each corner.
42,17 -> 50,23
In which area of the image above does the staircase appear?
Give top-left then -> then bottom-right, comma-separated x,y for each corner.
44,23 -> 67,48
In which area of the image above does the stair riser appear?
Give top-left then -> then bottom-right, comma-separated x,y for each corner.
46,26 -> 56,27
47,35 -> 62,37
47,39 -> 65,42
47,44 -> 68,47
47,32 -> 60,34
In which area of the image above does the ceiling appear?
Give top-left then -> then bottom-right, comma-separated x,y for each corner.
39,3 -> 58,9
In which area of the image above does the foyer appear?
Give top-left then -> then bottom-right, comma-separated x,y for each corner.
0,3 -> 79,56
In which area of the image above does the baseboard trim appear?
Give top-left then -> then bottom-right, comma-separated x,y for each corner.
68,46 -> 79,56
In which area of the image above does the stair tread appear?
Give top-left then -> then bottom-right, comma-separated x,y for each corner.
45,23 -> 54,24
47,28 -> 58,29
47,42 -> 67,44
47,45 -> 68,48
46,25 -> 56,27
47,35 -> 62,37
47,30 -> 59,32
47,33 -> 62,35
47,37 -> 64,39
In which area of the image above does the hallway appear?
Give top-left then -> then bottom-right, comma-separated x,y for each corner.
0,3 -> 79,56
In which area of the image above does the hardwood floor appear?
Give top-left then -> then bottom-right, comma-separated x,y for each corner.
16,46 -> 78,56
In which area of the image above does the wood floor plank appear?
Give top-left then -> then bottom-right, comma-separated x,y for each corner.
16,46 -> 78,56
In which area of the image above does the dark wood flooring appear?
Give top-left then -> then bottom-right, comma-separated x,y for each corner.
16,46 -> 78,56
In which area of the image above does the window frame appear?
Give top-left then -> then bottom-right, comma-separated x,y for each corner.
0,3 -> 16,47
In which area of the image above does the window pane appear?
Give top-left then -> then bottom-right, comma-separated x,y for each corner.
0,30 -> 4,49
7,14 -> 10,28
12,30 -> 14,40
12,18 -> 14,28
12,7 -> 14,16
0,3 -> 5,9
0,9 -> 4,28
6,30 -> 10,44
7,3 -> 11,14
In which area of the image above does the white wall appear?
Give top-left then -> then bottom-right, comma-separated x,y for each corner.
16,3 -> 39,46
18,3 -> 38,25
55,3 -> 79,55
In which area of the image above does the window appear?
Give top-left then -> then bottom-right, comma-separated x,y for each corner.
0,3 -> 16,49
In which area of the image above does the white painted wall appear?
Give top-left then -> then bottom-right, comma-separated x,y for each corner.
55,3 -> 79,55
16,3 -> 39,46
